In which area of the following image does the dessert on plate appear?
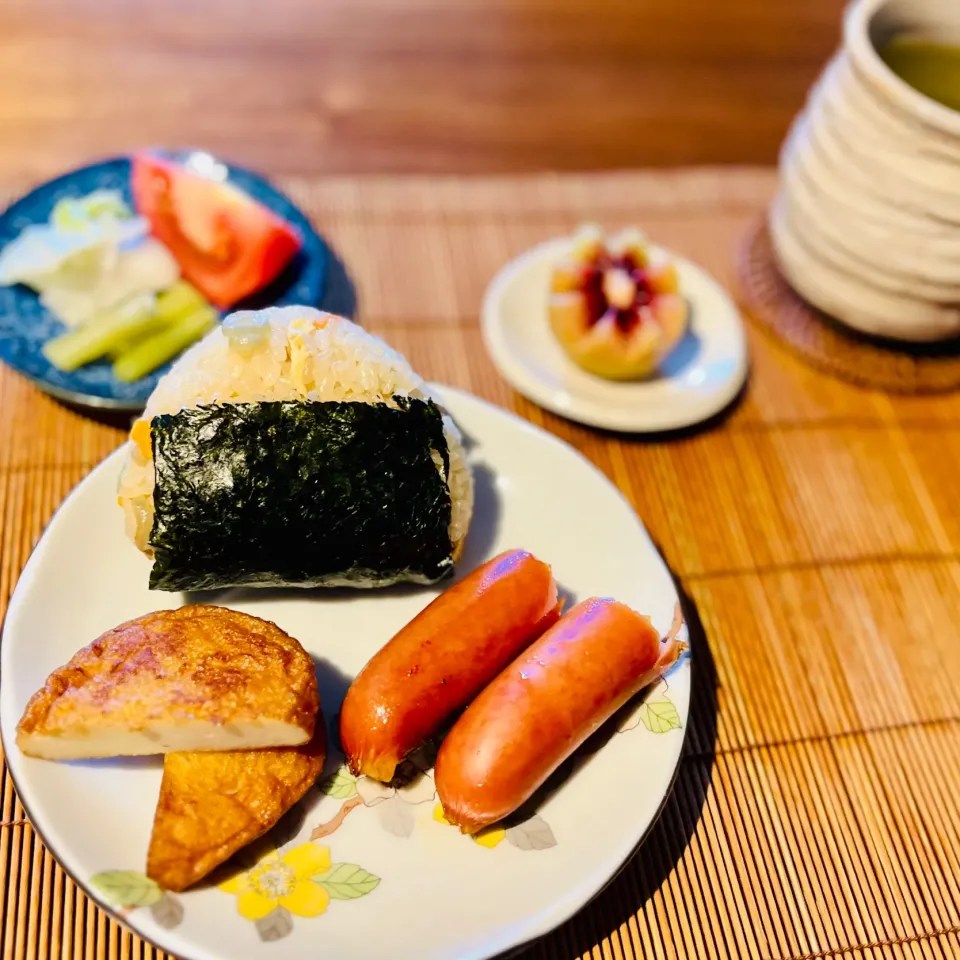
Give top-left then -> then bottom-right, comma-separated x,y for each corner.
548,224 -> 688,381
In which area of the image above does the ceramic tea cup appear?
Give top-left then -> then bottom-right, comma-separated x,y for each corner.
771,0 -> 960,342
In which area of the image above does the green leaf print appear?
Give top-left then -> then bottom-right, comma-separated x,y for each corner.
319,766 -> 358,799
313,863 -> 381,899
507,815 -> 557,851
639,697 -> 682,734
90,871 -> 163,909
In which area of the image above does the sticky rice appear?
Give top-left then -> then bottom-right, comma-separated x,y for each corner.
117,306 -> 474,570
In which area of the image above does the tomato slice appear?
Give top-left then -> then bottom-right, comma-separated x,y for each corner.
131,154 -> 303,309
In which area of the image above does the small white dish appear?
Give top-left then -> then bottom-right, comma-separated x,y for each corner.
0,386 -> 691,960
481,237 -> 748,434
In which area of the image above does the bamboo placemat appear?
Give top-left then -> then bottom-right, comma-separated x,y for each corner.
4,166 -> 960,960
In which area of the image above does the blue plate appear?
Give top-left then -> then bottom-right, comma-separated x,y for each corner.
0,150 -> 333,412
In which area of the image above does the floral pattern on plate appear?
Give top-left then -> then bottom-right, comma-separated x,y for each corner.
90,872 -> 184,929
91,840 -> 381,945
218,842 -> 380,941
617,602 -> 686,735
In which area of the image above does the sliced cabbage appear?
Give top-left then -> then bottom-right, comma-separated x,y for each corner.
0,217 -> 150,291
51,190 -> 132,232
39,239 -> 180,328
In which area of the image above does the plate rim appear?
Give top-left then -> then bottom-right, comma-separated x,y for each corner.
480,235 -> 749,433
0,384 -> 691,960
0,149 -> 330,413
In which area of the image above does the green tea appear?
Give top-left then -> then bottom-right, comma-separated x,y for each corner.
880,37 -> 960,112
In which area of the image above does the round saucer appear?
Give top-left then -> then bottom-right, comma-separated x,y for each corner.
481,236 -> 748,433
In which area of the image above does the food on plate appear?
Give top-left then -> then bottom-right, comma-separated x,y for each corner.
40,267 -> 214,381
50,190 -> 132,231
106,280 -> 206,360
112,301 -> 216,382
0,152 -> 308,383
434,597 -> 683,833
147,723 -> 326,892
116,306 -> 474,592
42,293 -> 157,372
131,152 -> 303,309
548,224 -> 688,380
0,182 -> 223,380
41,282 -> 214,375
340,549 -> 562,782
36,237 -> 180,331
0,188 -> 179,331
0,189 -> 156,319
14,598 -> 326,891
16,606 -> 319,760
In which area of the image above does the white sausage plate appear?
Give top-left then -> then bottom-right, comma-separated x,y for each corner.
0,386 -> 691,960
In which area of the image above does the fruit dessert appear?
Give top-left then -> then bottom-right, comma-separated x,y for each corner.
548,224 -> 688,380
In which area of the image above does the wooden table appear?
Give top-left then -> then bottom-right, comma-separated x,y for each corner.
0,0 -> 846,180
3,166 -> 960,960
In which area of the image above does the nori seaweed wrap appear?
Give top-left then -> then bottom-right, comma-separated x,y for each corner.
117,307 -> 474,591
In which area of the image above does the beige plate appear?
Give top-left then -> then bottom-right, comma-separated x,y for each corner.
0,386 -> 691,960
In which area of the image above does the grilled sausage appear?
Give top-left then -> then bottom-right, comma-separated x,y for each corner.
434,597 -> 682,832
340,549 -> 561,782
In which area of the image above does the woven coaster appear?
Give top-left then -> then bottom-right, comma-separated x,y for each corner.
736,217 -> 960,395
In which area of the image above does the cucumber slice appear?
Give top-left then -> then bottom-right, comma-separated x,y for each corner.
112,307 -> 217,382
41,294 -> 157,372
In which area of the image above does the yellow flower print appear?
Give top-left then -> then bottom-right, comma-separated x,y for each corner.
219,843 -> 331,920
473,826 -> 507,848
432,804 -> 506,848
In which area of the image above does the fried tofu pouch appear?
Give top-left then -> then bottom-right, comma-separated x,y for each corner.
16,605 -> 318,759
147,722 -> 326,892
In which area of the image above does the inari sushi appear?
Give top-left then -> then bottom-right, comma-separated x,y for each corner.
117,306 -> 474,592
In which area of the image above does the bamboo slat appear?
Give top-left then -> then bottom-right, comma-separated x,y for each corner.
1,168 -> 959,960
